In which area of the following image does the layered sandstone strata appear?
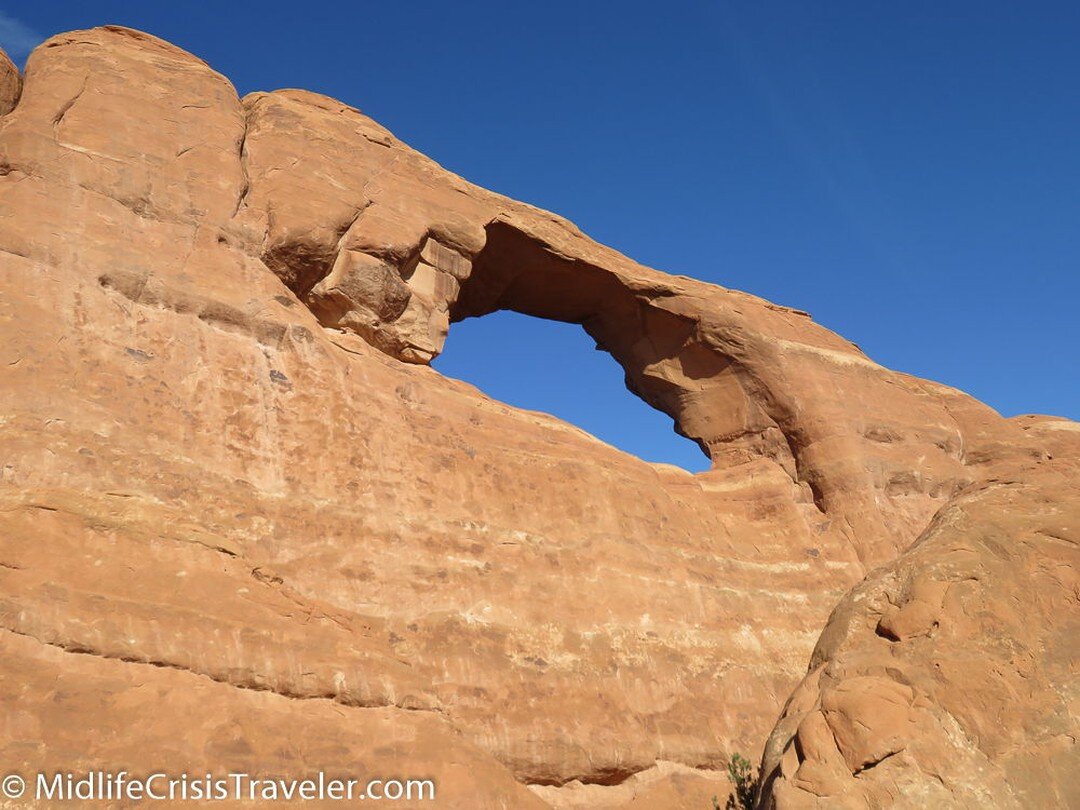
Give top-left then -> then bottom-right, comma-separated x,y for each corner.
0,27 -> 1074,808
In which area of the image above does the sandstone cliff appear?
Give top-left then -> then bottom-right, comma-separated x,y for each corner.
0,27 -> 1075,809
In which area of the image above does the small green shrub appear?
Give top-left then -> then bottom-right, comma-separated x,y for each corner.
712,752 -> 759,810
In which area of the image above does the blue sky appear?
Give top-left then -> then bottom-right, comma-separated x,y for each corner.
3,3 -> 1077,471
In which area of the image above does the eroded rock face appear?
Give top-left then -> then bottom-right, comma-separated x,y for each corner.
0,30 -> 1075,809
758,417 -> 1080,808
229,85 -> 1004,569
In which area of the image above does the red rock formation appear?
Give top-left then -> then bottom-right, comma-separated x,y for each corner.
0,27 -> 1074,808
758,416 -> 1079,808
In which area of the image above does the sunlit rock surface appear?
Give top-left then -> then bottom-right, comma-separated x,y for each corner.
0,27 -> 1075,808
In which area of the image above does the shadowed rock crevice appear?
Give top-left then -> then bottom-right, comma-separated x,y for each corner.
262,207 -> 366,298
0,48 -> 23,116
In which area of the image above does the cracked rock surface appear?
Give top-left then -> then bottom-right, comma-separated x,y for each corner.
0,27 -> 1076,809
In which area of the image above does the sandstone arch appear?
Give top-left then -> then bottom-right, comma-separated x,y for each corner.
2,28 -> 1075,808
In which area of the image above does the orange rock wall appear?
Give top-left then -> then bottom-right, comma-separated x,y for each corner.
0,27 -> 1075,809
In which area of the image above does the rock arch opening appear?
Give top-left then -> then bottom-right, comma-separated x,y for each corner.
295,208 -> 788,479
433,310 -> 711,472
433,217 -> 730,472
446,218 -> 759,466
